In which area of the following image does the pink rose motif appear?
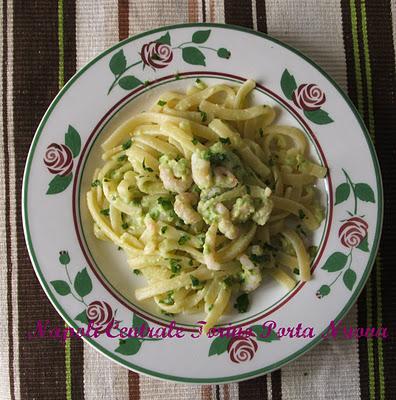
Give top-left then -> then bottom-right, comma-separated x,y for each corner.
140,42 -> 173,69
87,301 -> 114,333
292,83 -> 326,111
338,217 -> 368,248
227,337 -> 258,363
44,143 -> 73,176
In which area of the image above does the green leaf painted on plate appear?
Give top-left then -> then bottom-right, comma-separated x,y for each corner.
156,32 -> 171,45
304,109 -> 334,124
74,268 -> 92,297
132,313 -> 150,337
182,47 -> 206,66
316,285 -> 331,298
46,174 -> 73,195
192,30 -> 211,43
50,280 -> 71,296
118,76 -> 143,90
208,336 -> 231,356
109,50 -> 127,75
75,309 -> 89,324
115,337 -> 142,355
343,268 -> 357,291
322,252 -> 348,272
64,125 -> 81,157
357,235 -> 370,252
280,69 -> 297,100
217,48 -> 231,59
335,182 -> 350,205
355,183 -> 375,203
251,325 -> 280,342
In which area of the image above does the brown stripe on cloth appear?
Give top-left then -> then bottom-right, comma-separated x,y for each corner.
62,1 -> 85,399
255,0 -> 267,33
118,0 -> 129,41
13,1 -> 66,398
365,0 -> 396,398
188,0 -> 199,22
2,0 -> 16,398
128,371 -> 140,400
224,0 -> 253,28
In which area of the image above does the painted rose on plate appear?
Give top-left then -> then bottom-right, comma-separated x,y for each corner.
87,300 -> 115,333
227,337 -> 258,363
44,143 -> 73,176
141,42 -> 173,69
338,217 -> 368,248
292,83 -> 326,111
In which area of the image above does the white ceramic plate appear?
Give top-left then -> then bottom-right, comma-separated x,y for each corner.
23,23 -> 382,384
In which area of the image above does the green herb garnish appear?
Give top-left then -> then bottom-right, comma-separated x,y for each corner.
158,197 -> 173,210
100,208 -> 110,216
178,235 -> 190,245
118,154 -> 128,162
157,100 -> 167,106
250,254 -> 270,264
91,179 -> 101,187
122,139 -> 132,150
223,276 -> 234,287
133,269 -> 142,275
190,275 -> 200,287
259,128 -> 264,137
219,137 -> 231,144
293,268 -> 300,275
208,304 -> 214,311
159,291 -> 175,305
170,259 -> 181,274
132,198 -> 141,206
161,226 -> 168,234
192,138 -> 198,145
142,159 -> 153,172
121,222 -> 129,230
234,293 -> 249,313
298,209 -> 306,220
200,111 -> 207,122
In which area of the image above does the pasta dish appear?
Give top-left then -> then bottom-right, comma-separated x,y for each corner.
87,79 -> 326,332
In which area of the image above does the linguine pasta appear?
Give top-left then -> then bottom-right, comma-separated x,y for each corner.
87,79 -> 327,332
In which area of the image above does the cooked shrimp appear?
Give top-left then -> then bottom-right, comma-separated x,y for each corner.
250,185 -> 273,226
239,254 -> 262,292
215,203 -> 239,240
159,155 -> 192,193
140,216 -> 159,254
174,192 -> 202,224
191,151 -> 212,189
204,222 -> 222,270
213,166 -> 238,188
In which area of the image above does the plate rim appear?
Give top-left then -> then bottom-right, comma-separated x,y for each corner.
22,22 -> 384,384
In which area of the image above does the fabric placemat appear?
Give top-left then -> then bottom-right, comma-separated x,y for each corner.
1,1 -> 395,399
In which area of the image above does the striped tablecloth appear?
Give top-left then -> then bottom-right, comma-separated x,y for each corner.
1,1 -> 395,399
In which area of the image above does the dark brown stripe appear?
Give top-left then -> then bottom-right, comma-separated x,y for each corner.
128,371 -> 140,399
340,2 -> 370,399
3,1 -> 16,399
238,376 -> 267,400
224,0 -> 253,29
188,0 -> 199,22
271,369 -> 282,400
201,0 -> 206,22
255,0 -> 267,33
118,0 -> 129,41
14,1 -> 67,398
365,1 -> 396,397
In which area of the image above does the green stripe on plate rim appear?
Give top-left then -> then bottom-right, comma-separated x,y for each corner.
22,23 -> 383,384
76,73 -> 330,328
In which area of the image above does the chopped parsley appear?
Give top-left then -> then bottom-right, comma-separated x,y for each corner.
142,159 -> 153,172
223,276 -> 234,287
159,291 -> 174,305
298,209 -> 306,220
149,210 -> 160,221
121,222 -> 129,230
234,293 -> 249,313
170,259 -> 181,274
160,310 -> 174,317
189,259 -> 194,266
219,137 -> 231,144
191,138 -> 199,145
209,152 -> 227,165
178,235 -> 190,245
190,275 -> 201,287
293,268 -> 300,275
308,245 -> 319,259
133,269 -> 142,275
296,224 -> 307,237
132,198 -> 141,206
100,208 -> 110,216
122,139 -> 132,150
259,128 -> 264,137
103,178 -> 110,182
158,197 -> 173,210
157,100 -> 167,106
117,246 -> 122,251
200,110 -> 208,122
118,154 -> 128,162
208,304 -> 214,311
91,179 -> 101,187
161,226 -> 168,234
144,80 -> 150,86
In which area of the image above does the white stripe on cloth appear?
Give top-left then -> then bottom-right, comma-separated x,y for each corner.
76,0 -> 118,69
266,0 -> 348,92
76,1 -> 129,398
128,0 -> 189,36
